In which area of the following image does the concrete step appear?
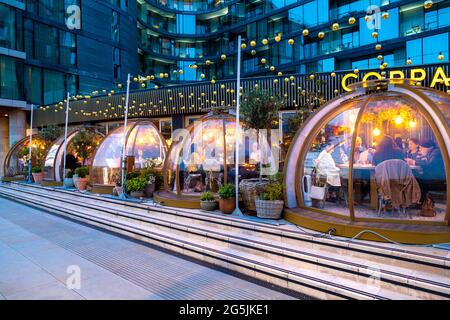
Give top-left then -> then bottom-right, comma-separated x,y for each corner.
1,183 -> 449,300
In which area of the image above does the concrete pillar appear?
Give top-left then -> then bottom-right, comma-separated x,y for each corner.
8,110 -> 27,147
0,117 -> 9,177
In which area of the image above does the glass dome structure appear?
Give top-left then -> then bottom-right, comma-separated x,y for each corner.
3,135 -> 48,178
284,80 -> 450,229
43,128 -> 104,182
91,120 -> 167,186
160,112 -> 277,199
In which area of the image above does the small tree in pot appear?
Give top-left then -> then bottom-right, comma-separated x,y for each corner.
75,167 -> 89,191
218,184 -> 236,214
31,166 -> 44,184
200,192 -> 217,211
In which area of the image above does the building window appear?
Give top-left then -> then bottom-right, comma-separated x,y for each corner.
0,4 -> 22,51
113,47 -> 121,80
112,11 -> 120,43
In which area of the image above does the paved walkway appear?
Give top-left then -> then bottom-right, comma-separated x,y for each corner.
0,197 -> 297,300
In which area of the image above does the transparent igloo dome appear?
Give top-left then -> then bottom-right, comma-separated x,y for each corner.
285,80 -> 449,225
91,120 -> 167,185
163,112 -> 277,197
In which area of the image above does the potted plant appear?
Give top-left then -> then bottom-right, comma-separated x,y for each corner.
141,168 -> 157,198
75,167 -> 89,191
255,179 -> 284,219
64,170 -> 75,188
200,192 -> 217,211
218,184 -> 236,214
125,177 -> 147,198
31,166 -> 44,184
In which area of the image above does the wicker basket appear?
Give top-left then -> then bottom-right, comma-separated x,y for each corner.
239,178 -> 269,211
255,198 -> 284,219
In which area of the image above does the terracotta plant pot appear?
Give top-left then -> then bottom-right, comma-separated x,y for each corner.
219,197 -> 236,214
76,178 -> 89,191
200,200 -> 217,211
32,172 -> 44,184
130,191 -> 145,198
144,182 -> 155,198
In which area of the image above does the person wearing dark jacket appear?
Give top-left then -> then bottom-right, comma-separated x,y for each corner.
373,135 -> 404,166
406,139 -> 445,181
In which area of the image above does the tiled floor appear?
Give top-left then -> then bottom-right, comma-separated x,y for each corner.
0,197 -> 298,300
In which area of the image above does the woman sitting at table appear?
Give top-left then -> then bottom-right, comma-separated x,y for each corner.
406,139 -> 445,182
373,135 -> 405,166
406,138 -> 421,161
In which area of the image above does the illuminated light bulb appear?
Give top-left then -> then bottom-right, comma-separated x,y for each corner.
262,38 -> 269,45
133,77 -> 138,82
178,70 -> 183,75
373,128 -> 381,137
331,71 -> 336,77
438,52 -> 444,61
284,77 -> 289,83
382,12 -> 389,19
334,89 -> 339,94
118,84 -> 123,89
260,58 -> 267,64
193,64 -> 198,69
221,54 -> 227,60
372,31 -> 378,38
164,73 -> 169,78
375,44 -> 382,50
406,57 -> 412,65
288,39 -> 295,45
200,74 -> 205,79
275,34 -> 282,42
318,32 -> 325,39
409,119 -> 417,128
251,50 -> 256,55
250,40 -> 256,47
277,72 -> 283,76
270,66 -> 275,71
159,73 -> 164,78
354,67 -> 359,74
309,73 -> 315,80
302,29 -> 309,37
290,75 -> 295,81
141,83 -> 146,88
211,79 -> 216,84
332,22 -> 340,31
394,115 -> 403,125
348,17 -> 356,25
377,54 -> 383,61
365,15 -> 372,22
274,79 -> 279,84
241,43 -> 247,49
424,1 -> 433,9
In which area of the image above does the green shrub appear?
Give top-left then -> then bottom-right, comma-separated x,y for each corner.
200,192 -> 215,202
125,177 -> 147,193
75,166 -> 89,178
126,171 -> 141,180
218,184 -> 235,199
31,166 -> 42,174
67,170 -> 74,179
259,181 -> 283,201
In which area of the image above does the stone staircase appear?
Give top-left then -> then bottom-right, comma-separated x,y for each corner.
0,182 -> 449,300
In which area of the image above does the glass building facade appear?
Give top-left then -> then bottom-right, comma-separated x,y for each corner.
0,0 -> 138,106
137,0 -> 450,82
1,0 -> 449,105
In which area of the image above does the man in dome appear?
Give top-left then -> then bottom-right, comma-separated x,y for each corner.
406,139 -> 445,182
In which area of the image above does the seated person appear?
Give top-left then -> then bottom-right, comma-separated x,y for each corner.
406,138 -> 421,161
314,138 -> 341,187
373,135 -> 404,166
353,136 -> 367,164
406,139 -> 445,182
